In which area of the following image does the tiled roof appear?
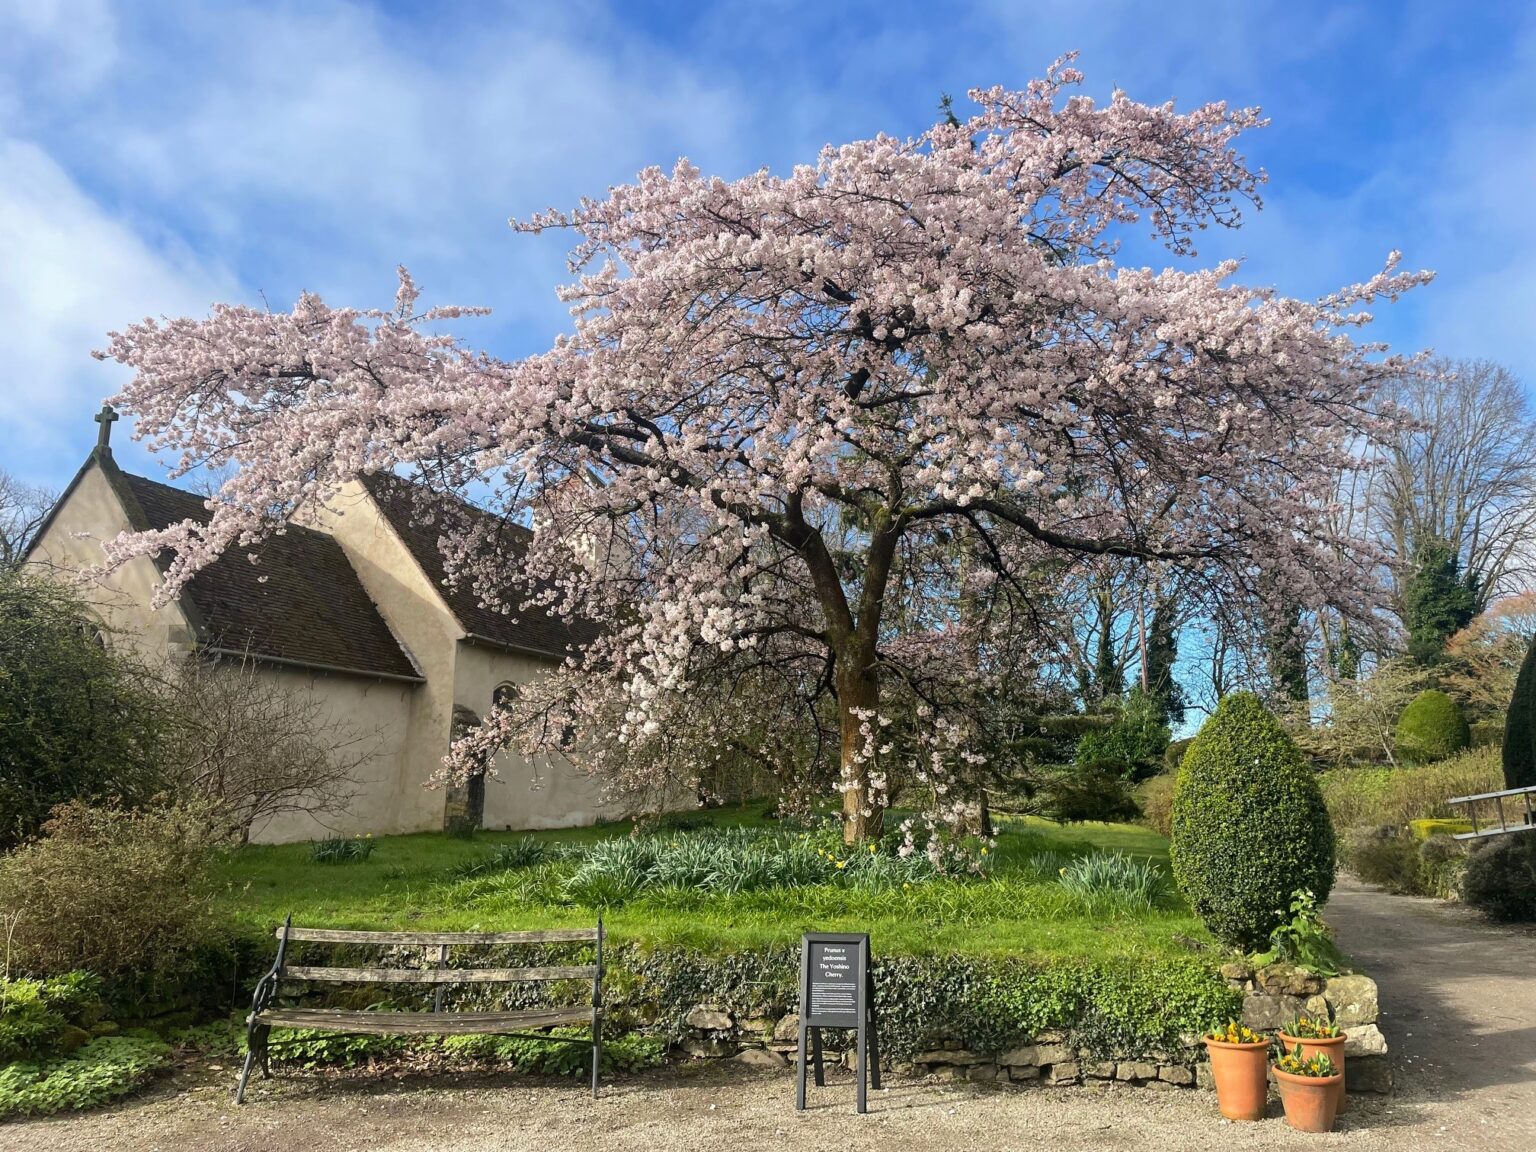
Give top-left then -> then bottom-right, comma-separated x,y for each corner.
359,472 -> 593,659
115,469 -> 422,682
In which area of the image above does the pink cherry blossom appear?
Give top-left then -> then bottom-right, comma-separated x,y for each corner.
96,57 -> 1430,844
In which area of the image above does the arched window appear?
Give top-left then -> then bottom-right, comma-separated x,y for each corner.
493,682 -> 519,710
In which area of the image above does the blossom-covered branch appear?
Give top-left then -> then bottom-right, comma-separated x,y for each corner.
97,57 -> 1430,844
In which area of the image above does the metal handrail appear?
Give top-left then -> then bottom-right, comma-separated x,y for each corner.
1447,785 -> 1536,840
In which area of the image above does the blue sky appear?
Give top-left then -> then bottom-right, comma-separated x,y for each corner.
3,0 -> 1534,492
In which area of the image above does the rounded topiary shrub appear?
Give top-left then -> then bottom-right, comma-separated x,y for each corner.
1394,689 -> 1470,764
1462,834 -> 1536,922
1169,692 -> 1335,950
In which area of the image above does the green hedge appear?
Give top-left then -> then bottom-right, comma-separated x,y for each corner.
1170,693 -> 1335,950
258,939 -> 1237,1063
1395,690 -> 1470,764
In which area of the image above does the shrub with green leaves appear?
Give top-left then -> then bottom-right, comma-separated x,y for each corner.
1462,834 -> 1536,922
1034,764 -> 1141,824
0,972 -> 104,1063
1250,889 -> 1343,976
1073,689 -> 1172,782
0,1035 -> 168,1117
1343,826 -> 1466,898
0,573 -> 171,849
1169,693 -> 1335,950
1395,690 -> 1470,764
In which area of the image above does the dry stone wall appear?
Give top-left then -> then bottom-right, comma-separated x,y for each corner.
671,961 -> 1390,1096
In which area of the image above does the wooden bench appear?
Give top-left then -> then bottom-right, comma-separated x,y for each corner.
237,917 -> 603,1103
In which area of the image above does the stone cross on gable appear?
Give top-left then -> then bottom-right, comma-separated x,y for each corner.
94,403 -> 118,450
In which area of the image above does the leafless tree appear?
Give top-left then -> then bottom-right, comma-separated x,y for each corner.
1371,358 -> 1536,610
0,470 -> 56,569
152,654 -> 374,842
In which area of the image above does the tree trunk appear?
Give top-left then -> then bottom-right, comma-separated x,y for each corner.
838,664 -> 884,844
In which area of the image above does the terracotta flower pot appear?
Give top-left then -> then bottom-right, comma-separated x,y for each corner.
1203,1037 -> 1270,1121
1278,1031 -> 1346,1114
1275,1067 -> 1344,1132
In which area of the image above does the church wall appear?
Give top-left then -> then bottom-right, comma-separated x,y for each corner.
299,479 -> 462,834
23,461 -> 198,664
452,641 -> 619,830
28,462 -> 639,842
245,662 -> 420,843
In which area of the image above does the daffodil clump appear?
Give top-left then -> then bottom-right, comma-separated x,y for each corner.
1283,1014 -> 1341,1039
1275,1046 -> 1338,1077
1205,1019 -> 1266,1045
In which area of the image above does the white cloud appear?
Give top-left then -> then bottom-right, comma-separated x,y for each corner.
68,2 -> 748,322
3,0 -> 1533,496
0,137 -> 234,476
0,1 -> 747,487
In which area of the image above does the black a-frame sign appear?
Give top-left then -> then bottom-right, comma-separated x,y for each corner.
795,932 -> 880,1113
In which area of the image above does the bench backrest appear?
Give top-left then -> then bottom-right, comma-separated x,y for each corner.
270,921 -> 603,1001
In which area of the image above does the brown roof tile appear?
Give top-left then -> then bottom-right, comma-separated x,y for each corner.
116,469 -> 422,682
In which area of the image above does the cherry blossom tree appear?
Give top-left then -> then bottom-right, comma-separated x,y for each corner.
96,59 -> 1429,845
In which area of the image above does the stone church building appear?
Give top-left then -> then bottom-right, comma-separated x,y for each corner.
23,410 -> 616,843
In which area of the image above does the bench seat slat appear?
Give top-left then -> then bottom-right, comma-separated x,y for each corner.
275,927 -> 599,945
253,1007 -> 594,1035
281,964 -> 596,984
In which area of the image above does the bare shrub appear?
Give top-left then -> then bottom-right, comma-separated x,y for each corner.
153,657 -> 372,842
1136,773 -> 1176,838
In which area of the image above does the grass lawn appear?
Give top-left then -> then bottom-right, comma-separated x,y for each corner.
214,807 -> 1212,961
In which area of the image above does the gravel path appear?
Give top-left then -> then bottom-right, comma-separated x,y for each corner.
1326,874 -> 1536,1148
0,1066 -> 1426,1152
6,877 -> 1532,1151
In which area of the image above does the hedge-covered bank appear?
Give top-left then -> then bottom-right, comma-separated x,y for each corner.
252,937 -> 1240,1079
608,944 -> 1238,1061
239,941 -> 1393,1095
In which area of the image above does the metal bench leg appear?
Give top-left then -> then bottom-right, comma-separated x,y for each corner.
591,1015 -> 602,1099
259,1027 -> 272,1079
235,1047 -> 257,1104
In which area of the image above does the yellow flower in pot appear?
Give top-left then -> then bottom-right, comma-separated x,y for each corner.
1202,1020 -> 1269,1121
1274,1046 -> 1343,1133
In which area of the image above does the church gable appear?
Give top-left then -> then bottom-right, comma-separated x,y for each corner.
27,420 -> 423,686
